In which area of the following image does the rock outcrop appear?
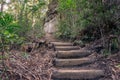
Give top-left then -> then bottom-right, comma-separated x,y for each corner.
44,0 -> 58,36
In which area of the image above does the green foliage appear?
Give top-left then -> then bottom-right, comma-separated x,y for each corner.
58,0 -> 76,11
56,21 -> 71,39
57,0 -> 120,41
0,12 -> 23,51
30,1 -> 45,13
0,0 -> 48,50
18,0 -> 46,38
56,0 -> 77,38
0,12 -> 20,33
57,0 -> 120,55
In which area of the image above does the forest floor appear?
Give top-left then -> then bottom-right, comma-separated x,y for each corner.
0,38 -> 120,80
0,41 -> 54,80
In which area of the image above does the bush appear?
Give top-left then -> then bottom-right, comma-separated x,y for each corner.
0,12 -> 24,51
57,0 -> 120,41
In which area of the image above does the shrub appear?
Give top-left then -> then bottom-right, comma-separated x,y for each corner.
57,0 -> 120,41
0,12 -> 23,51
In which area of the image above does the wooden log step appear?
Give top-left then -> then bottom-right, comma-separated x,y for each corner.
52,69 -> 104,79
56,50 -> 92,58
53,58 -> 94,67
55,46 -> 79,51
51,42 -> 73,46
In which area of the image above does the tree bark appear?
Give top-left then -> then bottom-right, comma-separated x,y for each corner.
0,0 -> 4,12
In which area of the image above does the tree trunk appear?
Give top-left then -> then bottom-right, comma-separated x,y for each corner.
0,0 -> 4,12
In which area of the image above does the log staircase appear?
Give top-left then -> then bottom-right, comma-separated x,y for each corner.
50,41 -> 104,80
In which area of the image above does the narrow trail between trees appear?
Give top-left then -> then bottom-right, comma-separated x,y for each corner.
50,41 -> 104,80
44,34 -> 105,80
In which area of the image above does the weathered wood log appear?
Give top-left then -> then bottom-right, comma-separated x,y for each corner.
56,50 -> 91,58
51,42 -> 73,46
52,69 -> 104,79
54,58 -> 94,67
55,46 -> 79,51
